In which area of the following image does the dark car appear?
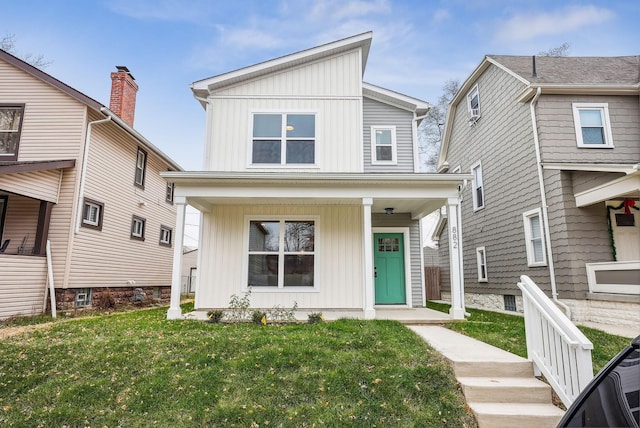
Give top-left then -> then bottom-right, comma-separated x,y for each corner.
557,335 -> 639,427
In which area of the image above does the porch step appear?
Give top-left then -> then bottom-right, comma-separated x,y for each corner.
469,402 -> 565,428
457,376 -> 552,403
408,326 -> 564,428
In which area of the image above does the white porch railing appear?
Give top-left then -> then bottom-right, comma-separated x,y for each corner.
517,275 -> 594,407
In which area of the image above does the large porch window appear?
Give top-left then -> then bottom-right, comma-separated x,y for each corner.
247,218 -> 316,288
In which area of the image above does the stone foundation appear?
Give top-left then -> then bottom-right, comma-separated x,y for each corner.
441,292 -> 524,315
54,286 -> 171,311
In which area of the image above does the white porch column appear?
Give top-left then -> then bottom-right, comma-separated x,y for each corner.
362,197 -> 376,319
167,197 -> 186,320
447,197 -> 466,320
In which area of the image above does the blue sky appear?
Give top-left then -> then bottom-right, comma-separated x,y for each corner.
3,0 -> 638,172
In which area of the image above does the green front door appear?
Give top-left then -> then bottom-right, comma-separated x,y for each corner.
374,233 -> 406,304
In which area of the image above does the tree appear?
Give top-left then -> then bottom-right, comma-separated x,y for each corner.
538,42 -> 570,57
1,33 -> 52,68
418,78 -> 460,172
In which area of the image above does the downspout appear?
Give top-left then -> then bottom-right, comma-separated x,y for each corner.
529,87 -> 572,318
75,114 -> 112,233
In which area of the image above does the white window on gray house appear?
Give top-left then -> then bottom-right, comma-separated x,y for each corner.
371,126 -> 397,164
471,161 -> 485,210
81,198 -> 104,231
134,147 -> 147,188
160,225 -> 172,247
247,218 -> 316,288
467,84 -> 480,123
75,288 -> 92,307
523,208 -> 547,266
0,105 -> 24,161
131,215 -> 146,241
251,114 -> 315,165
476,246 -> 488,282
572,103 -> 614,148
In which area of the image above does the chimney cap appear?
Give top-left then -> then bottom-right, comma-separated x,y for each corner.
115,65 -> 135,80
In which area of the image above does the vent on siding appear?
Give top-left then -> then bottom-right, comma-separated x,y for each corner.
503,294 -> 517,312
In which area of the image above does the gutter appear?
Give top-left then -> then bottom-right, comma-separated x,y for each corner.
75,114 -> 112,233
529,87 -> 572,318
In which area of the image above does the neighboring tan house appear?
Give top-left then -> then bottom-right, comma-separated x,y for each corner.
163,32 -> 470,320
0,49 -> 181,319
435,55 -> 639,328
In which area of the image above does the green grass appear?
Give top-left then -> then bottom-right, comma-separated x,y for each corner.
426,301 -> 631,373
0,303 -> 477,427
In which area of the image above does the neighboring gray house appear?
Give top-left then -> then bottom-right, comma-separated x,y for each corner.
436,55 -> 639,329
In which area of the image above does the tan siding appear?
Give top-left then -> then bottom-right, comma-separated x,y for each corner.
0,169 -> 62,202
67,122 -> 176,288
537,95 -> 640,163
1,195 -> 39,254
197,205 -> 364,310
363,98 -> 415,173
0,255 -> 47,319
216,50 -> 362,97
207,98 -> 361,172
443,64 -> 549,296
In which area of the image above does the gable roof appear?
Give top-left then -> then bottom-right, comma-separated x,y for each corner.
0,48 -> 182,171
362,82 -> 430,116
437,54 -> 640,171
191,32 -> 373,101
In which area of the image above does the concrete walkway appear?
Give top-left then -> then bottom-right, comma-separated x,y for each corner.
409,325 -> 565,428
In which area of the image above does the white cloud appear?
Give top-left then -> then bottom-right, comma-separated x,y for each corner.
310,0 -> 391,22
432,8 -> 450,24
495,5 -> 615,42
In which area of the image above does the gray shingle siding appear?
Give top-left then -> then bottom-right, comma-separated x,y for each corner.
372,213 -> 423,306
363,97 -> 415,172
571,171 -> 626,195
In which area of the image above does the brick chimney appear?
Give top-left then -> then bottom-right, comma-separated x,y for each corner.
109,66 -> 138,127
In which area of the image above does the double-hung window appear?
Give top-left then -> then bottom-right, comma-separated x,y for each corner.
247,218 -> 316,288
131,215 -> 146,241
166,182 -> 174,204
523,208 -> 546,266
371,126 -> 397,164
572,103 -> 614,148
476,247 -> 488,282
0,105 -> 24,161
160,225 -> 172,247
252,113 -> 315,165
467,85 -> 480,123
471,161 -> 485,210
81,198 -> 104,230
134,148 -> 147,188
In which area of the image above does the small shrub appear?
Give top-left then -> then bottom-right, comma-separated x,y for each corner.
228,290 -> 252,322
251,310 -> 267,325
207,310 -> 224,324
307,312 -> 324,324
95,288 -> 116,310
268,301 -> 298,322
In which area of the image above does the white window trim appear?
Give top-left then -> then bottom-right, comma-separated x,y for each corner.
248,111 -> 318,167
243,215 -> 320,292
476,246 -> 488,282
370,125 -> 397,165
572,103 -> 614,148
471,160 -> 485,211
522,208 -> 547,267
467,84 -> 480,124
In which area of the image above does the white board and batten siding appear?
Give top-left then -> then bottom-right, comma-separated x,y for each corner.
67,122 -> 176,288
197,205 -> 364,310
0,255 -> 47,319
206,50 -> 363,173
363,97 -> 416,173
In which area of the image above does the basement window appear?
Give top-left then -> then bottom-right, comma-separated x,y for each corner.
75,288 -> 92,307
503,295 -> 517,312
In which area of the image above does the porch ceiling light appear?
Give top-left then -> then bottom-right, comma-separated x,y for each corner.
384,207 -> 394,215
286,125 -> 294,131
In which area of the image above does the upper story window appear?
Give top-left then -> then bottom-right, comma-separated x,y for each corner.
471,160 -> 485,211
165,182 -> 174,204
131,215 -> 146,241
81,198 -> 104,231
467,85 -> 480,123
0,105 -> 25,161
159,225 -> 172,247
522,208 -> 547,267
476,246 -> 488,282
371,126 -> 397,164
572,103 -> 614,148
134,148 -> 147,188
251,113 -> 315,165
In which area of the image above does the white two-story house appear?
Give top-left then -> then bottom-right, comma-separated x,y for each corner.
163,32 -> 470,320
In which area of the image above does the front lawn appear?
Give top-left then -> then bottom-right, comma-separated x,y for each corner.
426,301 -> 631,373
0,304 -> 477,427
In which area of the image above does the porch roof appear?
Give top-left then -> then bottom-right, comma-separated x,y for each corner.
0,159 -> 75,174
162,171 -> 471,220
